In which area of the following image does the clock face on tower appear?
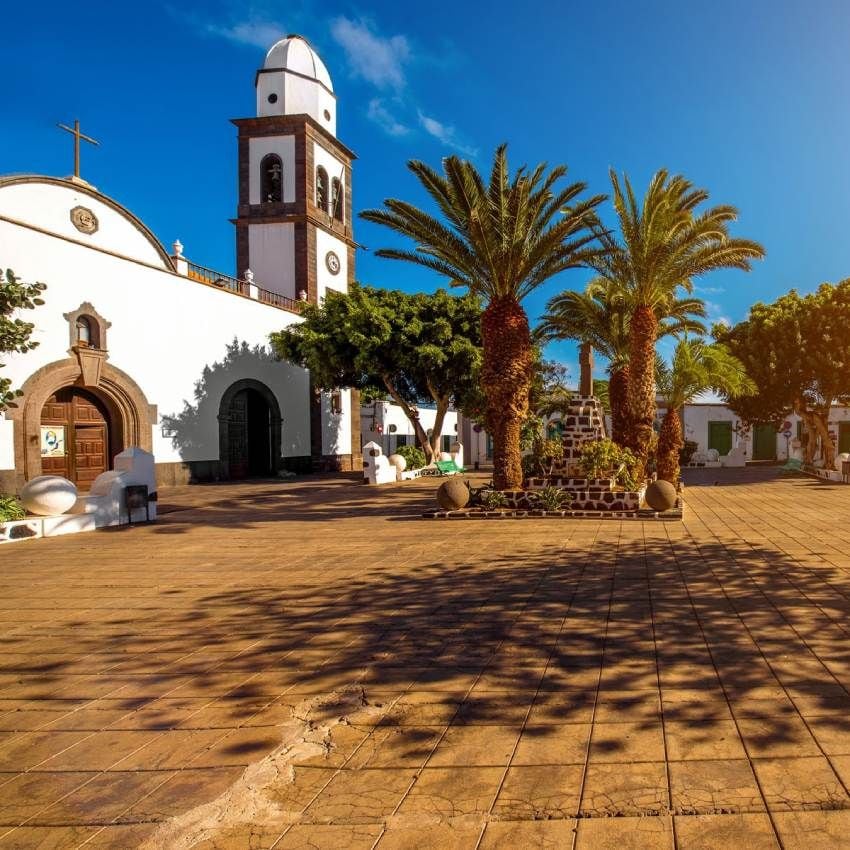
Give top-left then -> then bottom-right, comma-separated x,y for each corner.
325,251 -> 341,275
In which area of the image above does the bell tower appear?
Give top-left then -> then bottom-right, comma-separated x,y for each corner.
232,34 -> 356,305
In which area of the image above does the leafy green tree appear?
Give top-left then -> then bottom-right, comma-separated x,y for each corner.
600,170 -> 764,473
270,284 -> 481,463
360,145 -> 604,490
539,275 -> 705,445
715,281 -> 850,468
655,339 -> 754,482
1,268 -> 46,411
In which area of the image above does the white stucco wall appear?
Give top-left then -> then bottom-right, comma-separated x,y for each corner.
256,73 -> 336,135
0,185 -> 312,471
248,136 -> 296,204
0,181 -> 167,269
320,390 -> 352,457
361,401 -> 459,455
315,228 -> 348,300
248,223 -> 296,297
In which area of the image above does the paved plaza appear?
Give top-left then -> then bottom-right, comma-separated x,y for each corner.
2,468 -> 850,848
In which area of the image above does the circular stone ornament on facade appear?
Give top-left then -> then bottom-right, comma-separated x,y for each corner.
20,475 -> 78,516
325,251 -> 341,275
70,205 -> 99,235
645,479 -> 677,512
437,478 -> 470,511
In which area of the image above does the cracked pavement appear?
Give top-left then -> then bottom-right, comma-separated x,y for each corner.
2,467 -> 850,848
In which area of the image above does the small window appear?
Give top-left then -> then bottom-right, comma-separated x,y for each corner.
331,177 -> 344,222
316,166 -> 329,212
76,315 -> 97,347
395,435 -> 408,448
267,93 -> 278,104
329,389 -> 342,415
260,154 -> 283,203
442,434 -> 452,453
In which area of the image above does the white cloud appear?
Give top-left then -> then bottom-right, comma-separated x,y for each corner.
200,13 -> 286,48
694,284 -> 726,295
330,17 -> 410,91
367,99 -> 411,137
418,111 -> 478,157
704,300 -> 732,329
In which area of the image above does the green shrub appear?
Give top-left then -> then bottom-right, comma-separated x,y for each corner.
524,438 -> 564,478
531,485 -> 571,511
578,439 -> 641,490
395,444 -> 426,470
0,495 -> 25,522
479,489 -> 508,509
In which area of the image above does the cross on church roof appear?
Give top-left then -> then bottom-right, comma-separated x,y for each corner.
57,119 -> 99,180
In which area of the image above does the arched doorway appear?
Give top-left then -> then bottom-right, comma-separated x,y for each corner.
219,380 -> 281,479
40,387 -> 120,489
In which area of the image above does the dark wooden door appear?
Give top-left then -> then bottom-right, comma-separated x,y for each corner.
753,424 -> 777,460
228,390 -> 250,479
40,388 -> 110,489
708,421 -> 733,456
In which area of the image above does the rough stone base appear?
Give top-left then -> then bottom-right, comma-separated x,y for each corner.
424,507 -> 683,521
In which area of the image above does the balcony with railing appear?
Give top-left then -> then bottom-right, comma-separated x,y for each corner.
172,245 -> 303,314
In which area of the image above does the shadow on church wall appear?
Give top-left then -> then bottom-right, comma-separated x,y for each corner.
159,339 -> 309,480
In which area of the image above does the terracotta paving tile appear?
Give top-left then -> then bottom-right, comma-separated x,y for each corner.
427,724 -> 520,768
664,720 -> 748,761
805,717 -> 850,756
492,764 -> 583,820
771,809 -> 850,848
0,732 -> 90,771
0,771 -> 96,825
752,756 -> 850,811
35,770 -> 175,825
580,761 -> 668,816
594,690 -> 661,722
344,725 -> 443,769
0,824 -> 156,849
589,721 -> 666,763
301,767 -> 415,824
512,724 -> 592,766
479,818 -> 578,849
669,758 -> 765,813
394,767 -> 503,819
674,812 -> 780,848
573,814 -> 673,849
377,823 -> 484,849
737,716 -> 822,758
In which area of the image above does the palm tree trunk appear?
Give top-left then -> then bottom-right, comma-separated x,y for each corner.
656,408 -> 683,483
626,304 -> 658,476
481,295 -> 533,490
609,365 -> 630,446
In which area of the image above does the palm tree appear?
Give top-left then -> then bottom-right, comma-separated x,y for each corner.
606,169 -> 764,473
360,146 -> 604,489
655,339 -> 755,482
539,278 -> 706,444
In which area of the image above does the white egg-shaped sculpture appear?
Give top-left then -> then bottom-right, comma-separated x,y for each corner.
440,452 -> 453,462
835,452 -> 850,471
20,475 -> 78,516
388,453 -> 407,472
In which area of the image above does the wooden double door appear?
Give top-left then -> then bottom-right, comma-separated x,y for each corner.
41,387 -> 111,490
227,388 -> 273,479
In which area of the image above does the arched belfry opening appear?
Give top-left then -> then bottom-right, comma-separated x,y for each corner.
260,154 -> 283,203
218,380 -> 281,479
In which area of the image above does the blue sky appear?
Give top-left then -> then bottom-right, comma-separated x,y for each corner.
3,0 -> 850,379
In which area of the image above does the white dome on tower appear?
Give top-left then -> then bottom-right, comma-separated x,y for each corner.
256,34 -> 337,134
263,35 -> 333,92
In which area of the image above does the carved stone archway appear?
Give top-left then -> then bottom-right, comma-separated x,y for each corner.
8,358 -> 157,490
218,378 -> 282,480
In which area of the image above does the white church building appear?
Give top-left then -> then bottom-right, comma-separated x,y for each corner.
0,35 -> 362,494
